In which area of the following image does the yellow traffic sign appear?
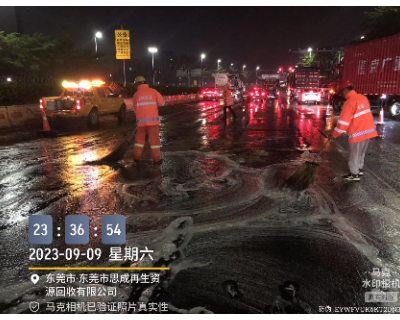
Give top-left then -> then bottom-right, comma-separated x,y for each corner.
115,30 -> 131,60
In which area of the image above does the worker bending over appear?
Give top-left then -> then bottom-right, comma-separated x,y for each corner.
331,80 -> 377,181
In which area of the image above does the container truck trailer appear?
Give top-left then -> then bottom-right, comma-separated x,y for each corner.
332,33 -> 400,116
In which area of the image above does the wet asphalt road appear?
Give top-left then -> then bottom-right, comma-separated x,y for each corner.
1,93 -> 400,313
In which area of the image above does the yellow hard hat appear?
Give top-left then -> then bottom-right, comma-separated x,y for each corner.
134,76 -> 146,83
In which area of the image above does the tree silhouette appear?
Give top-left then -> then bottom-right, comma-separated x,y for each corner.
214,65 -> 226,74
363,7 -> 400,40
229,65 -> 238,73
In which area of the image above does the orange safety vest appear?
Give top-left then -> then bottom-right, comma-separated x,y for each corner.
332,90 -> 377,143
132,84 -> 164,127
221,86 -> 234,106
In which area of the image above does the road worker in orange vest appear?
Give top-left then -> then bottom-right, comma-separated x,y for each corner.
219,84 -> 237,121
331,80 -> 377,181
132,76 -> 164,164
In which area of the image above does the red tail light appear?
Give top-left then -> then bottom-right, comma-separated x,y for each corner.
214,91 -> 217,94
76,100 -> 81,110
39,99 -> 44,109
250,92 -> 254,96
261,92 -> 266,96
202,91 -> 206,95
310,90 -> 313,93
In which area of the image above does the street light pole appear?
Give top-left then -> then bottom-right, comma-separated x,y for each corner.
308,47 -> 312,58
148,47 -> 158,86
119,23 -> 127,87
201,53 -> 205,87
217,59 -> 221,71
94,32 -> 102,59
256,66 -> 259,84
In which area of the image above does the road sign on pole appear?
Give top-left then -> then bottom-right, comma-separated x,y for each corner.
115,28 -> 129,87
115,30 -> 131,60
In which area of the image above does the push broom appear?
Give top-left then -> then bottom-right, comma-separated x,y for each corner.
86,128 -> 137,164
282,137 -> 331,191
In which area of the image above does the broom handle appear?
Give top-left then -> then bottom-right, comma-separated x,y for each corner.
311,138 -> 331,163
127,127 -> 138,143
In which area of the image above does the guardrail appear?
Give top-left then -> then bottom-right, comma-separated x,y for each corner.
0,104 -> 43,129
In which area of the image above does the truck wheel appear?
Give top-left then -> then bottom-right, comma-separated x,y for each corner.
333,98 -> 343,113
117,104 -> 126,124
87,108 -> 99,128
390,102 -> 400,117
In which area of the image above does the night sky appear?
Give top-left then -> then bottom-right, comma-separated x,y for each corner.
2,6 -> 371,70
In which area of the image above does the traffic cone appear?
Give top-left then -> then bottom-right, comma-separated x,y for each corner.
42,110 -> 51,131
326,105 -> 331,117
378,106 -> 384,125
39,110 -> 57,137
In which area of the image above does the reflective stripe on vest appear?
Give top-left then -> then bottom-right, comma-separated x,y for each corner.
134,143 -> 144,148
137,117 -> 159,123
352,109 -> 371,119
151,145 -> 161,149
334,127 -> 346,133
137,101 -> 157,107
337,120 -> 349,126
348,127 -> 376,138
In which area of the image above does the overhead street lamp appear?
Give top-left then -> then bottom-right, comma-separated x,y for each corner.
308,47 -> 312,58
217,59 -> 221,70
360,35 -> 365,40
148,47 -> 158,85
256,66 -> 260,84
243,65 -> 246,72
94,32 -> 102,58
201,53 -> 206,87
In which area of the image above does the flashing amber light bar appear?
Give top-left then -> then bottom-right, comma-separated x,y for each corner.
62,80 -> 106,89
91,80 -> 106,87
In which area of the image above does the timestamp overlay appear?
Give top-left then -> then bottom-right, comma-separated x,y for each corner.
24,214 -> 174,313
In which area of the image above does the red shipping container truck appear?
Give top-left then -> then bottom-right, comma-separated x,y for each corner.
336,33 -> 400,116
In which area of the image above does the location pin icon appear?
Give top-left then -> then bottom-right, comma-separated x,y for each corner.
31,274 -> 39,284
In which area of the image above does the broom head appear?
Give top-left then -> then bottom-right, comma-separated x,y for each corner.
282,161 -> 318,191
86,140 -> 130,164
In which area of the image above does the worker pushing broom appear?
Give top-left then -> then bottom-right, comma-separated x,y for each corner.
284,80 -> 377,190
87,76 -> 164,165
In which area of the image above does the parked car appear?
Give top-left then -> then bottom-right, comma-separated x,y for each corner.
201,88 -> 219,101
297,88 -> 321,105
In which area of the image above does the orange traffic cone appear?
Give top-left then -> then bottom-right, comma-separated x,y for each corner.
42,110 -> 51,131
378,106 -> 384,125
39,110 -> 57,137
326,105 -> 331,117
